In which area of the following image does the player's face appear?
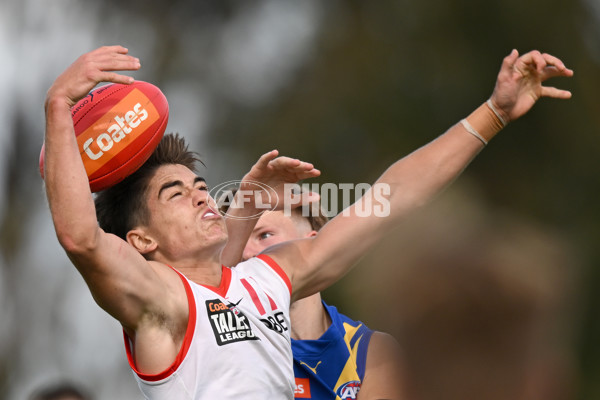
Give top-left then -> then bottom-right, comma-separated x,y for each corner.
242,211 -> 313,261
143,164 -> 227,257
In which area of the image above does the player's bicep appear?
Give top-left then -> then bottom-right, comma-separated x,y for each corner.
265,197 -> 390,301
67,230 -> 164,329
290,210 -> 387,300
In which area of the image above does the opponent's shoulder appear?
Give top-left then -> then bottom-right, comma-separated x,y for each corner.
367,331 -> 402,359
358,331 -> 406,399
364,331 -> 404,380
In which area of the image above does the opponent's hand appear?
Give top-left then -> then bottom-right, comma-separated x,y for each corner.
239,150 -> 321,211
45,45 -> 140,109
489,49 -> 573,123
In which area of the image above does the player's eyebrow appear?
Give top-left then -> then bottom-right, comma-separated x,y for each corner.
158,180 -> 183,198
158,176 -> 206,198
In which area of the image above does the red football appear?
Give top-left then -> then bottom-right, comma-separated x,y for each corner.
39,80 -> 169,192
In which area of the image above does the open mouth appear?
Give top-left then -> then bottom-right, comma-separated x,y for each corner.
202,209 -> 219,220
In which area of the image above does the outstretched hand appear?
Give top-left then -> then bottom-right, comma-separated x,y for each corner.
239,150 -> 321,211
489,49 -> 573,123
45,45 -> 140,109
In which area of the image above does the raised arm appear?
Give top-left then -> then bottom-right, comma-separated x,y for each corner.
45,46 -> 139,249
220,151 -> 320,266
266,50 -> 573,301
44,46 -> 174,331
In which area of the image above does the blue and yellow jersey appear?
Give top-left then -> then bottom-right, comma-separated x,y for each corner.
292,302 -> 374,400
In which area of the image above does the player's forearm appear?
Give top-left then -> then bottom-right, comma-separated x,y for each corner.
44,96 -> 100,253
220,190 -> 264,266
376,102 -> 501,222
221,219 -> 256,266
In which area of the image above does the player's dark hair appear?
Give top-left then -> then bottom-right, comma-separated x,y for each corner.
95,133 -> 203,240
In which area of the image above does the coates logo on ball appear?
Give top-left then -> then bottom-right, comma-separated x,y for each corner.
39,81 -> 169,192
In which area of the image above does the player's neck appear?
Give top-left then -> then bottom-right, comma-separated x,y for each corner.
164,250 -> 224,287
289,294 -> 331,340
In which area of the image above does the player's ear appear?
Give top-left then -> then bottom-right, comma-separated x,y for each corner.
305,230 -> 318,238
126,228 -> 157,254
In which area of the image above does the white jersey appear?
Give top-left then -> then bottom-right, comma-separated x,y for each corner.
123,254 -> 294,399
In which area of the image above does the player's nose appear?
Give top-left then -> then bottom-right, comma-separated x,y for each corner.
192,187 -> 208,207
242,245 -> 257,261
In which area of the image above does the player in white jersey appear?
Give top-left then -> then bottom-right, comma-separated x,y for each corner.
124,254 -> 296,398
43,45 -> 572,399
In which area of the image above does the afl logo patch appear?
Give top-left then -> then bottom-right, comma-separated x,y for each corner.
336,380 -> 361,399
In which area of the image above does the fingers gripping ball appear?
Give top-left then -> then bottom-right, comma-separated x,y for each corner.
39,81 -> 169,192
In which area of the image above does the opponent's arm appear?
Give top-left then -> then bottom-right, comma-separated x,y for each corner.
44,46 -> 175,331
266,50 -> 573,301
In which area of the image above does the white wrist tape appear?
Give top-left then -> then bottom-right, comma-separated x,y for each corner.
461,119 -> 488,146
486,99 -> 507,127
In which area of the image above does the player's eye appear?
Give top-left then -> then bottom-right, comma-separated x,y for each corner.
170,192 -> 182,199
259,232 -> 274,240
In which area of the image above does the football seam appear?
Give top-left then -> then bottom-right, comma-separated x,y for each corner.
73,84 -> 132,126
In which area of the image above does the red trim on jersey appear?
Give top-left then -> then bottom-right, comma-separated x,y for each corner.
266,293 -> 278,311
123,267 -> 197,382
200,265 -> 231,297
257,254 -> 292,295
241,278 -> 266,315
